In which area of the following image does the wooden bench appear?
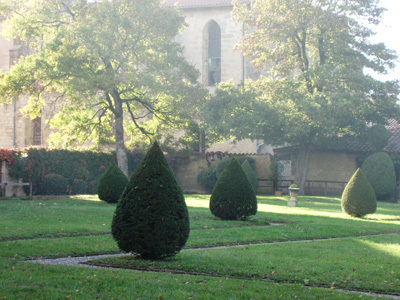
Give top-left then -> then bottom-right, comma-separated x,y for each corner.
0,182 -> 33,198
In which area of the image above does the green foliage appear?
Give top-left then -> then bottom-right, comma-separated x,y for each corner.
341,168 -> 377,217
42,174 -> 69,195
241,159 -> 259,194
210,158 -> 257,220
21,148 -> 114,195
0,0 -> 206,174
197,167 -> 217,193
97,163 -> 128,204
361,152 -> 397,201
365,124 -> 392,151
197,156 -> 256,192
112,142 -> 190,259
70,179 -> 87,195
204,0 -> 400,191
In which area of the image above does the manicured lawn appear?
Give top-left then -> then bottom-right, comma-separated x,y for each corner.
1,194 -> 400,299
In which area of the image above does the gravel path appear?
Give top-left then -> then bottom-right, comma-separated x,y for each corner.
26,233 -> 400,299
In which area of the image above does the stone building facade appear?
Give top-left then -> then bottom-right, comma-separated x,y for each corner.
0,0 -> 261,154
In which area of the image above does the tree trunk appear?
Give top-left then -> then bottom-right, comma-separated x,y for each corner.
114,100 -> 129,177
293,144 -> 311,195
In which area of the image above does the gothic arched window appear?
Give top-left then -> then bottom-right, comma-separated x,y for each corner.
205,21 -> 221,86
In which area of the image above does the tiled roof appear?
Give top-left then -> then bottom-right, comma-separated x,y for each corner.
384,131 -> 400,153
386,119 -> 400,133
273,137 -> 376,155
274,120 -> 400,155
163,0 -> 250,8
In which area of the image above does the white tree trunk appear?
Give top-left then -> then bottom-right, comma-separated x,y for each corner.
114,102 -> 129,177
293,144 -> 311,195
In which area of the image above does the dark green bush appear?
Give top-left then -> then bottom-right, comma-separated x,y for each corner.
361,152 -> 396,201
97,163 -> 128,203
214,156 -> 255,178
341,168 -> 377,217
197,156 -> 256,192
111,142 -> 190,259
210,158 -> 257,220
242,159 -> 258,194
42,173 -> 69,195
70,179 -> 87,195
197,167 -> 217,193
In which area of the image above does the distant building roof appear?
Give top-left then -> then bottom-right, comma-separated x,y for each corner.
163,0 -> 250,8
274,120 -> 400,155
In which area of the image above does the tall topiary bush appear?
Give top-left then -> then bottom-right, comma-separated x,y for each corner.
242,159 -> 259,194
341,168 -> 377,217
210,158 -> 257,220
98,163 -> 128,203
111,142 -> 190,259
361,152 -> 396,201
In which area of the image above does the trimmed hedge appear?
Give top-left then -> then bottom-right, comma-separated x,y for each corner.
341,168 -> 377,217
42,174 -> 69,195
0,147 -> 147,196
112,142 -> 190,259
210,158 -> 257,220
98,163 -> 128,203
361,152 -> 396,201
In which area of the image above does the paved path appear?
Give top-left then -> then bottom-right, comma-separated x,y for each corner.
27,233 -> 400,299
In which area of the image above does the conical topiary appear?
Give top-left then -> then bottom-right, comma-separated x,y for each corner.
210,158 -> 257,220
241,159 -> 259,194
111,142 -> 190,259
341,168 -> 377,218
97,162 -> 128,203
361,152 -> 396,201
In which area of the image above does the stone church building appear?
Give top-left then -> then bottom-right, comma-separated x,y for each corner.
0,0 -> 264,154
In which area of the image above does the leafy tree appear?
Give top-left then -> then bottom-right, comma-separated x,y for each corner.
204,0 -> 399,193
0,0 -> 205,176
361,152 -> 396,201
111,142 -> 190,259
210,158 -> 257,220
341,168 -> 376,218
97,162 -> 128,203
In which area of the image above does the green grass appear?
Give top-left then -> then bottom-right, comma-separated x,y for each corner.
1,194 -> 400,299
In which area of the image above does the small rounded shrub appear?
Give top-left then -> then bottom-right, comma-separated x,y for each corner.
98,163 -> 128,203
241,159 -> 258,194
42,174 -> 69,195
210,158 -> 257,220
111,142 -> 190,260
70,179 -> 87,195
341,168 -> 377,217
361,152 -> 396,201
197,156 -> 256,192
197,167 -> 217,192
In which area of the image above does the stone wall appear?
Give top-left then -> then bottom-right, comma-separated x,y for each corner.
290,151 -> 359,196
306,151 -> 358,182
175,154 -> 273,194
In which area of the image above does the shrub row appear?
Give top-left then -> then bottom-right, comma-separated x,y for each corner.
2,148 -> 145,196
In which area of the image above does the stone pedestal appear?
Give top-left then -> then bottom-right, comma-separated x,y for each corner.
288,188 -> 300,207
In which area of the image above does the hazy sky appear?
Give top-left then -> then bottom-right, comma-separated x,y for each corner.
371,0 -> 400,81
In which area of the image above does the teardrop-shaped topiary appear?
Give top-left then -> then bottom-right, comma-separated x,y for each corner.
341,168 -> 377,218
111,142 -> 190,260
361,152 -> 396,201
98,162 -> 128,203
210,158 -> 257,220
241,159 -> 259,194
